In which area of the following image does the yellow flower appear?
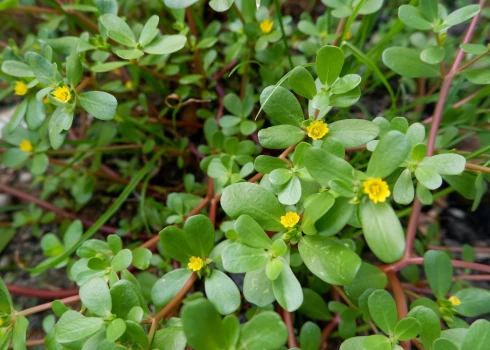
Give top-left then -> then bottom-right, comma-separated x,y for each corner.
280,211 -> 300,228
125,81 -> 132,89
19,140 -> 33,153
448,296 -> 461,306
345,31 -> 352,40
188,256 -> 204,272
363,178 -> 390,204
14,81 -> 28,96
260,19 -> 274,34
306,120 -> 329,140
53,86 -> 72,103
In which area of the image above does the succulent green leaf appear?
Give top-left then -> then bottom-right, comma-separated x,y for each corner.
298,235 -> 361,285
221,182 -> 286,231
360,201 -> 405,263
316,45 -> 344,86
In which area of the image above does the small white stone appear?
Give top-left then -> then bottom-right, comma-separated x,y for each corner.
0,194 -> 11,207
19,172 -> 33,183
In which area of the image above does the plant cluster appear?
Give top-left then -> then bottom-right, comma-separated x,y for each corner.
1,0 -> 490,349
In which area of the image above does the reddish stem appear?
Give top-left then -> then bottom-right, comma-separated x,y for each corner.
15,5 -> 60,14
321,287 -> 341,345
382,257 -> 490,274
331,18 -> 347,46
25,338 -> 46,347
281,307 -> 298,348
387,271 -> 410,350
147,117 -> 203,128
6,285 -> 78,299
47,158 -> 167,201
216,83 -> 226,123
321,314 -> 341,345
428,245 -> 490,253
188,142 -> 205,159
0,183 -> 117,234
426,0 -> 484,156
17,295 -> 81,317
211,59 -> 238,80
404,199 -> 422,259
148,272 -> 197,342
386,5 -> 487,318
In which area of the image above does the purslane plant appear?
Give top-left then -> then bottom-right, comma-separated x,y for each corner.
1,0 -> 490,349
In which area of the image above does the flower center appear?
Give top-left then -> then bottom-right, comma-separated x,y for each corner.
188,256 -> 204,271
363,178 -> 390,204
370,184 -> 380,195
53,86 -> 72,103
448,296 -> 461,306
281,211 -> 300,228
14,81 -> 28,96
19,139 -> 33,153
260,19 -> 273,34
306,120 -> 329,140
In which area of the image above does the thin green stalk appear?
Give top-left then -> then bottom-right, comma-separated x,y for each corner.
30,150 -> 165,275
446,132 -> 475,148
459,125 -> 490,133
355,13 -> 378,49
366,0 -> 417,61
465,143 -> 490,160
339,0 -> 365,43
140,174 -> 152,235
343,41 -> 397,110
274,0 -> 293,69
53,153 -> 85,177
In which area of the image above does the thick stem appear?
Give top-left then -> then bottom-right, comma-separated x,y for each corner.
281,308 -> 298,347
74,77 -> 92,93
47,158 -> 167,202
465,162 -> 490,174
382,257 -> 490,274
17,295 -> 80,317
331,285 -> 357,309
321,288 -> 341,345
403,199 -> 422,258
457,51 -> 488,72
232,3 -> 246,24
216,83 -> 225,123
453,88 -> 485,109
426,0 -> 485,156
387,271 -> 409,350
398,0 -> 485,275
25,338 -> 46,347
7,285 -> 78,299
147,273 -> 197,343
15,5 -> 60,14
0,183 -> 117,234
331,18 -> 347,46
428,245 -> 490,253
321,315 -> 341,345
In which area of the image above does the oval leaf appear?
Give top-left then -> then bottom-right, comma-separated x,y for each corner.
383,47 -> 440,78
79,91 -> 117,120
205,269 -> 240,315
360,201 -> 405,263
367,130 -> 410,178
221,182 -> 285,232
298,235 -> 361,285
